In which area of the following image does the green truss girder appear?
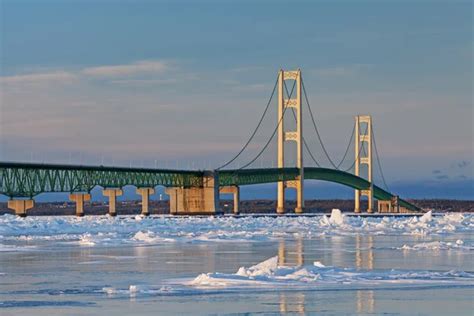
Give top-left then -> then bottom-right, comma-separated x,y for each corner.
0,162 -> 203,198
0,162 -> 419,212
219,167 -> 420,212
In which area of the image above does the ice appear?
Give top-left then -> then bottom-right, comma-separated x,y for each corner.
399,239 -> 473,251
132,230 -> 175,243
78,234 -> 96,246
186,256 -> 474,290
419,210 -> 432,223
0,212 -> 473,248
329,209 -> 344,225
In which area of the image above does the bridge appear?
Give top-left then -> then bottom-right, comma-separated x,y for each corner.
0,69 -> 420,216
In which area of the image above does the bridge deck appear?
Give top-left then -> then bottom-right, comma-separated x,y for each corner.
0,162 -> 419,211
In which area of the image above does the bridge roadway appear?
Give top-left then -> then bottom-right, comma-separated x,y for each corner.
0,162 -> 419,212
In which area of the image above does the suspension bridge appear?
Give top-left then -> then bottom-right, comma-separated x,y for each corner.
0,69 -> 420,217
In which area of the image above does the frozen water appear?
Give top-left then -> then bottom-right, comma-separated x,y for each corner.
1,212 -> 473,249
399,239 -> 473,251
184,256 -> 474,291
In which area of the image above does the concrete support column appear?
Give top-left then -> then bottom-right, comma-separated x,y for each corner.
102,188 -> 123,216
69,193 -> 91,217
166,171 -> 220,215
219,185 -> 239,215
233,186 -> 240,215
136,188 -> 155,216
354,191 -> 361,213
8,199 -> 34,217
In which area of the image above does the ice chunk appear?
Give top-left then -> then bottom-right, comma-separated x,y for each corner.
329,209 -> 344,226
313,261 -> 326,268
186,256 -> 474,290
419,211 -> 432,223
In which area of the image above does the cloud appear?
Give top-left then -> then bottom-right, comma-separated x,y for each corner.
0,71 -> 76,84
435,175 -> 449,180
81,60 -> 169,77
432,169 -> 441,174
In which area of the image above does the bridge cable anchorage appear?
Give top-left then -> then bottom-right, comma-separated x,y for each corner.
371,122 -> 390,191
236,79 -> 297,170
282,82 -> 321,167
216,75 -> 279,170
342,123 -> 368,172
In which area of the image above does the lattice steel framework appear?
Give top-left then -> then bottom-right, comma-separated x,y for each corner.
0,162 -> 203,198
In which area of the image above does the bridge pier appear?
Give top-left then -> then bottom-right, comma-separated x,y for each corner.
136,188 -> 155,216
166,171 -> 220,215
220,186 -> 240,215
69,193 -> 90,217
102,188 -> 123,216
8,199 -> 34,217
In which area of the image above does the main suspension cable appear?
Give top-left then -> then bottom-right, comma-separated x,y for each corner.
335,124 -> 355,169
342,123 -> 368,172
372,122 -> 390,191
216,76 -> 279,170
282,83 -> 322,167
237,79 -> 297,170
301,77 -> 340,169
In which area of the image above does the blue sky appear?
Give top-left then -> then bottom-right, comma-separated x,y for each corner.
0,1 -> 472,199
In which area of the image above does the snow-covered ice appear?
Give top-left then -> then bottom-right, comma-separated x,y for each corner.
0,212 -> 473,249
399,239 -> 473,251
184,256 -> 474,291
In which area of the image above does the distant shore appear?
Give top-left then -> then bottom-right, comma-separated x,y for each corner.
0,199 -> 472,216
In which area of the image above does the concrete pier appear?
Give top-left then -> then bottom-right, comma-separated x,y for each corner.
8,199 -> 34,217
136,188 -> 155,216
102,188 -> 123,216
166,171 -> 220,215
220,186 -> 240,215
69,193 -> 90,217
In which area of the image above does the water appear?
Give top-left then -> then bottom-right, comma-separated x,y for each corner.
1,212 -> 473,315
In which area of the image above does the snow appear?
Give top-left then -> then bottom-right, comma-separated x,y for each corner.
0,212 -> 473,248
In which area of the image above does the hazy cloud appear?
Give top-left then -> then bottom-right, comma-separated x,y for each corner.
0,71 -> 77,84
432,169 -> 441,174
436,175 -> 449,180
81,60 -> 169,77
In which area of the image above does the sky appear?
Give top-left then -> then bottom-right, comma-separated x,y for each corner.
0,0 -> 472,199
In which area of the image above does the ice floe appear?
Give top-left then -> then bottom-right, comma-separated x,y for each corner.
399,239 -> 473,251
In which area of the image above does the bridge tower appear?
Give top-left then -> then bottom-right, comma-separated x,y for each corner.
277,69 -> 304,214
354,115 -> 373,213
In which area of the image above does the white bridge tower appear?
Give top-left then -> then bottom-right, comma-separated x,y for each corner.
277,69 -> 304,214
